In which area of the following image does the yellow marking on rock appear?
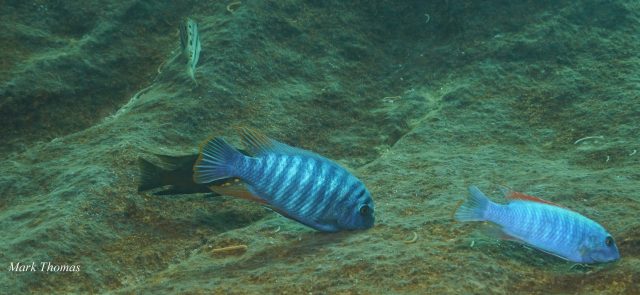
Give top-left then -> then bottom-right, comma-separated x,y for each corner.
227,1 -> 242,13
211,244 -> 248,254
404,231 -> 418,244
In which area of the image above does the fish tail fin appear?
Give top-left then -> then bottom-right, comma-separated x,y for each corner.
138,158 -> 165,192
193,137 -> 244,183
454,186 -> 492,222
187,65 -> 197,84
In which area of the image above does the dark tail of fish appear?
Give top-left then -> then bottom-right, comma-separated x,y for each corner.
193,137 -> 245,184
138,158 -> 165,192
454,186 -> 491,222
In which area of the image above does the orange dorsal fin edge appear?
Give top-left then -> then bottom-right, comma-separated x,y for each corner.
506,191 -> 564,208
236,127 -> 274,156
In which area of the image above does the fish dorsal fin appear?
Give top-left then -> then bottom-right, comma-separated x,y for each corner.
209,179 -> 267,205
238,127 -> 330,161
505,191 -> 564,208
238,127 -> 274,156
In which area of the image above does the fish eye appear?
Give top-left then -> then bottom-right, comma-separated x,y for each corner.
605,236 -> 614,247
359,205 -> 370,215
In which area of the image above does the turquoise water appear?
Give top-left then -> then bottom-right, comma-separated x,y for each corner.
1,1 -> 638,293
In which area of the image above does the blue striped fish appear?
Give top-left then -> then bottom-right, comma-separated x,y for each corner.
455,186 -> 620,263
193,128 -> 375,232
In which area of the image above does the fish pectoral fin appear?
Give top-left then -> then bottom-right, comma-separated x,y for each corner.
481,224 -> 523,242
265,205 -> 338,232
483,225 -> 576,262
534,247 -> 573,262
577,243 -> 592,258
209,180 -> 267,204
265,205 -> 306,224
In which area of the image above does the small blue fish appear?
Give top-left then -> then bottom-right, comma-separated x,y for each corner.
455,186 -> 620,263
193,128 -> 375,232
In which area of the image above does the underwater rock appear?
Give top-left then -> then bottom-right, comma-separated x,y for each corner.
1,0 -> 638,294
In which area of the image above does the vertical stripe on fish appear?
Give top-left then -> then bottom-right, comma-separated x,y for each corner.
193,128 -> 375,232
454,186 -> 620,263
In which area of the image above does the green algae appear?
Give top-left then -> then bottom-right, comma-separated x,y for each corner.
1,0 -> 639,294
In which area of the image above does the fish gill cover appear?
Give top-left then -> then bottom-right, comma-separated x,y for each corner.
0,0 -> 639,294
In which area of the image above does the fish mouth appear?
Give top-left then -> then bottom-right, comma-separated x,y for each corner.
350,215 -> 375,230
362,215 -> 375,229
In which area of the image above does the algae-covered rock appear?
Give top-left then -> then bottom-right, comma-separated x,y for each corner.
1,0 -> 638,294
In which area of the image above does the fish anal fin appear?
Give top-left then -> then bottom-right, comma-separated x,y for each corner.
506,191 -> 564,208
209,180 -> 267,204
